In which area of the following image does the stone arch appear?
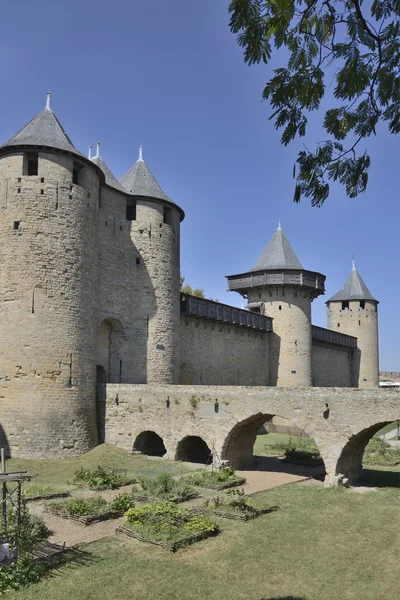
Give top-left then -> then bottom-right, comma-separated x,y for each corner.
133,431 -> 167,457
221,413 -> 275,468
0,425 -> 10,459
336,420 -> 396,485
96,318 -> 125,383
175,436 -> 213,464
221,411 -> 326,470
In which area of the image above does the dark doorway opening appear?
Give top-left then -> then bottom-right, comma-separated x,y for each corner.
175,436 -> 213,464
133,431 -> 166,457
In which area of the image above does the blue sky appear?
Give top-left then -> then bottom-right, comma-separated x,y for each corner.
1,0 -> 398,370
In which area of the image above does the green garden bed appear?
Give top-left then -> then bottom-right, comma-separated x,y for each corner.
71,466 -> 135,490
117,502 -> 219,552
195,490 -> 279,521
47,495 -> 134,526
131,472 -> 200,503
185,467 -> 246,491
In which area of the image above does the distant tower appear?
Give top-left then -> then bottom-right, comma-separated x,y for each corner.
227,223 -> 325,387
326,262 -> 379,388
119,147 -> 184,384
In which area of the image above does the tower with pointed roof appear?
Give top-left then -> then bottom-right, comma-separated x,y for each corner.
0,94 -> 184,458
227,223 -> 325,387
326,262 -> 379,388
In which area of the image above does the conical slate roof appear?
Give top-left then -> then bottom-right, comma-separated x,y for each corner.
250,224 -> 303,271
328,264 -> 377,302
120,149 -> 172,202
1,98 -> 83,157
91,152 -> 125,192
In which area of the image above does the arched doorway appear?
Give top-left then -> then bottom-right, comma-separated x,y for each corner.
133,431 -> 166,457
96,318 -> 125,383
96,318 -> 125,444
175,436 -> 213,464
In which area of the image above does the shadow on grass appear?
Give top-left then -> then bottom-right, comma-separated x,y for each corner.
249,456 -> 325,481
42,546 -> 97,577
359,468 -> 400,488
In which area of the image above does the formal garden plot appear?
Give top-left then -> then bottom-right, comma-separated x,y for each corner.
116,501 -> 219,552
47,495 -> 134,526
185,467 -> 246,491
194,489 -> 279,521
71,466 -> 135,490
131,471 -> 200,503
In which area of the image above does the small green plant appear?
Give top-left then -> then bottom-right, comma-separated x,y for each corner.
205,489 -> 257,514
0,556 -> 45,594
110,494 -> 135,511
189,395 -> 200,410
73,466 -> 131,490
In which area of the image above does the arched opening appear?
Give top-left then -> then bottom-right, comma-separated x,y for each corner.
96,318 -> 125,384
336,421 -> 400,486
133,431 -> 166,457
175,436 -> 213,464
222,413 -> 274,468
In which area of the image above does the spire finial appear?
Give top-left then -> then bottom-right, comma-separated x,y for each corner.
96,142 -> 100,158
46,91 -> 51,109
88,145 -> 92,159
277,219 -> 282,230
138,145 -> 143,162
352,254 -> 356,270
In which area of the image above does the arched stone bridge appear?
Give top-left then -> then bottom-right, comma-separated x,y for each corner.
103,384 -> 400,485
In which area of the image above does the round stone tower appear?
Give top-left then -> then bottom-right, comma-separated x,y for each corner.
227,223 -> 325,387
0,94 -> 103,457
326,262 -> 379,388
119,147 -> 184,384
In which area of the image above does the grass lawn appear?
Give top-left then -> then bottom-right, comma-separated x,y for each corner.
5,444 -> 190,493
254,433 -> 316,456
6,466 -> 400,600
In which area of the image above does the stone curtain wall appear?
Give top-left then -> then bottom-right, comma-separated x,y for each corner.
104,384 -> 400,485
311,341 -> 354,387
180,316 -> 270,386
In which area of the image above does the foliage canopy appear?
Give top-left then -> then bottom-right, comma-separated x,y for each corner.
229,0 -> 400,205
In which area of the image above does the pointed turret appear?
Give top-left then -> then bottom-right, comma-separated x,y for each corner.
227,223 -> 325,387
1,92 -> 84,158
328,262 -> 377,302
120,147 -> 173,202
327,261 -> 379,388
90,142 -> 126,192
251,222 -> 303,271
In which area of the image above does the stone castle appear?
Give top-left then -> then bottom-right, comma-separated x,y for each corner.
0,94 -> 379,459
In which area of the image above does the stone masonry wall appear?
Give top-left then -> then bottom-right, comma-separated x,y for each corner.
180,316 -> 270,385
0,151 -> 99,457
312,341 -> 354,387
104,384 -> 400,484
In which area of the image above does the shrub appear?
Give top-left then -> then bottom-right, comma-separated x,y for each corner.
0,556 -> 45,594
110,494 -> 135,511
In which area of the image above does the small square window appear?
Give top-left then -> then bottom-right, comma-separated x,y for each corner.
359,301 -> 365,310
13,221 -> 20,230
341,301 -> 349,310
136,257 -> 141,265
